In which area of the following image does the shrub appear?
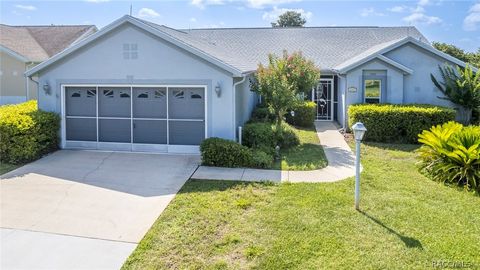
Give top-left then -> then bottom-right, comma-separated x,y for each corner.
243,122 -> 299,149
417,122 -> 480,192
251,150 -> 273,169
0,101 -> 60,164
250,106 -> 275,123
348,104 -> 456,143
286,101 -> 316,127
200,138 -> 253,168
277,123 -> 300,148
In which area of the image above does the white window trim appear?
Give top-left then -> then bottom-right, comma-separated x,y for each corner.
363,79 -> 382,104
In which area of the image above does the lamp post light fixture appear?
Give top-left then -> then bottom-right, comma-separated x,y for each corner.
352,122 -> 367,210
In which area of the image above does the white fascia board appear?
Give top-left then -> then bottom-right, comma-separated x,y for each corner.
1,45 -> 29,62
26,15 -> 243,77
337,36 -> 477,74
376,55 -> 413,74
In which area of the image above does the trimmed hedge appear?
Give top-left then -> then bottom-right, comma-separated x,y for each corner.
242,122 -> 299,149
200,137 -> 272,168
348,104 -> 456,143
0,100 -> 60,164
286,101 -> 316,127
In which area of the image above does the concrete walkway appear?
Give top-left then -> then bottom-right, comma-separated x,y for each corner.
192,122 -> 357,183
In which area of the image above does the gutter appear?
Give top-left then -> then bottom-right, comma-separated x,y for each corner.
232,75 -> 247,142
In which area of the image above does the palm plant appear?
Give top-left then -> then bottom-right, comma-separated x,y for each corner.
430,64 -> 480,124
417,122 -> 480,193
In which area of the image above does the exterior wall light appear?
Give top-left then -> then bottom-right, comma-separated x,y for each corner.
352,122 -> 367,210
43,82 -> 51,95
215,83 -> 221,97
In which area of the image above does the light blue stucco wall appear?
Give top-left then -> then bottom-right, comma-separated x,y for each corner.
342,42 -> 458,128
384,43 -> 455,107
37,22 -> 236,140
235,74 -> 256,137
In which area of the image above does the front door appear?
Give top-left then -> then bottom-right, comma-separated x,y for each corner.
312,79 -> 333,120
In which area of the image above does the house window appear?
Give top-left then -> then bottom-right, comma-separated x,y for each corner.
120,91 -> 130,98
154,90 -> 165,99
191,93 -> 202,99
364,79 -> 381,104
138,92 -> 148,98
103,89 -> 114,98
123,43 -> 138,60
173,90 -> 184,99
87,90 -> 96,98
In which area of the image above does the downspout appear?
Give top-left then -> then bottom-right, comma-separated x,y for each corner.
25,62 -> 36,100
336,72 -> 347,130
232,75 -> 246,142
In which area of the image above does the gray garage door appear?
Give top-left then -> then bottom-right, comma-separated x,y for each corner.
64,85 -> 205,151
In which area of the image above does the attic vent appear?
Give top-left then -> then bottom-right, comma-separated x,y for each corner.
123,43 -> 138,60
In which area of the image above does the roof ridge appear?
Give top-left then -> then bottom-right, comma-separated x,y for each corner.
1,24 -> 96,28
183,26 -> 417,31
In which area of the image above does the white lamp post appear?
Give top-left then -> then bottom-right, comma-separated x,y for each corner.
352,122 -> 367,210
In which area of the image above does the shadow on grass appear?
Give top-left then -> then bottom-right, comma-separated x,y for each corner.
359,210 -> 423,249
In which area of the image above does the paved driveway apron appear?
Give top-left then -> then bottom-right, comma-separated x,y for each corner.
0,150 -> 199,269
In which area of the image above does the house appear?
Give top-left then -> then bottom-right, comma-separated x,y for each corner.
25,15 -> 472,153
0,24 -> 97,105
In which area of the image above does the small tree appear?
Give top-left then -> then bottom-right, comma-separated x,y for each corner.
271,11 -> 306,27
251,51 -> 320,132
431,64 -> 480,124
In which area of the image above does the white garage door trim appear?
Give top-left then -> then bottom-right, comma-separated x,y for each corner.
60,84 -> 207,154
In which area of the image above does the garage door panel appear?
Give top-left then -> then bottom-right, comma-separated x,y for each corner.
66,87 -> 96,117
169,121 -> 204,145
99,119 -> 131,143
133,87 -> 167,118
168,88 -> 205,119
66,118 -> 97,141
99,87 -> 131,117
133,120 -> 167,144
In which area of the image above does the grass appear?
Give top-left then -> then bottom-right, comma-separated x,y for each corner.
123,142 -> 480,270
272,125 -> 328,171
0,162 -> 21,175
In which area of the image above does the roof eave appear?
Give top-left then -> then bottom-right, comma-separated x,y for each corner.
0,45 -> 29,62
26,15 -> 243,77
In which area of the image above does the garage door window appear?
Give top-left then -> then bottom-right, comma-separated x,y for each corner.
64,85 -> 206,149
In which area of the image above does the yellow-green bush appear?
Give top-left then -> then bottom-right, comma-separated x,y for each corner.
0,101 -> 60,164
348,104 -> 456,143
417,122 -> 480,192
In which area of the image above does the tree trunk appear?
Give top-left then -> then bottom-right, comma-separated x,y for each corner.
456,106 -> 472,125
275,111 -> 283,144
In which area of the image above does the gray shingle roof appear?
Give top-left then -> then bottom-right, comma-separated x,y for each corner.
0,24 -> 96,62
140,19 -> 429,73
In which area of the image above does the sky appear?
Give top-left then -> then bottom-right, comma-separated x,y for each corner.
1,0 -> 479,52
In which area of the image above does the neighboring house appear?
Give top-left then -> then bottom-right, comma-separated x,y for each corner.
25,15 -> 473,153
0,24 -> 97,105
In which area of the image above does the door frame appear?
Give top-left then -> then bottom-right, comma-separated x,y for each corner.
61,84 -> 208,153
311,78 -> 334,121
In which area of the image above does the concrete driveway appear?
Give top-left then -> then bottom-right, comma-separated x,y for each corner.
0,150 -> 199,269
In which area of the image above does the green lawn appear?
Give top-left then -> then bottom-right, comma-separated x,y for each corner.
272,125 -> 328,171
0,162 -> 21,175
123,142 -> 479,270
